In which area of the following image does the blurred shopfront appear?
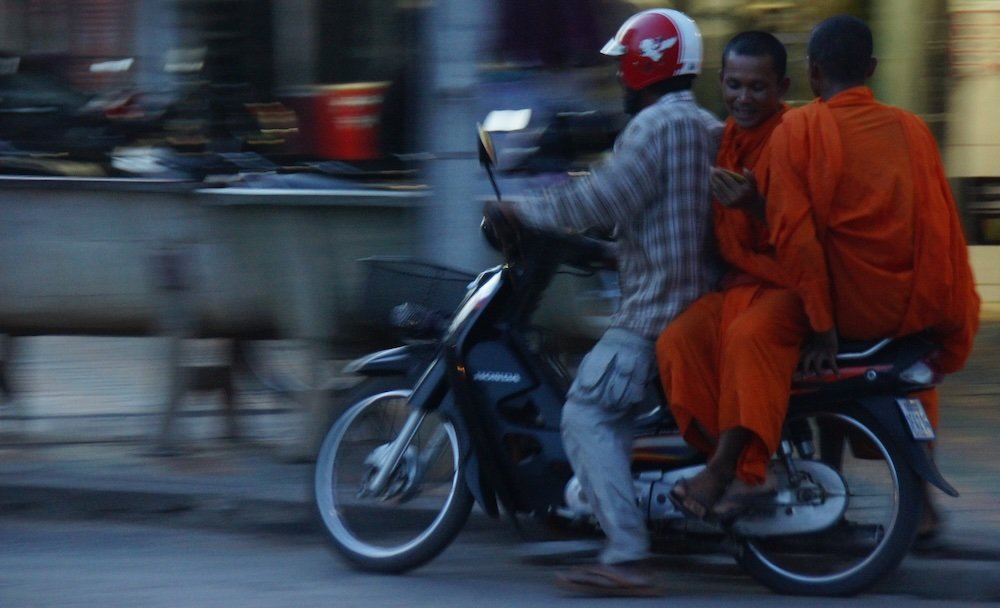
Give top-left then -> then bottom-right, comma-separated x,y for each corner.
0,1 -> 993,221
945,1 -> 1000,246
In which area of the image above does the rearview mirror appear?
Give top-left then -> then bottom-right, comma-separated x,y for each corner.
477,123 -> 501,201
477,123 -> 497,169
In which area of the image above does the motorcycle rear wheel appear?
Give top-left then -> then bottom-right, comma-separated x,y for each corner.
313,379 -> 473,573
739,406 -> 921,596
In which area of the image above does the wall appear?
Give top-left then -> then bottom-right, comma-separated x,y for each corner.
0,178 -> 420,351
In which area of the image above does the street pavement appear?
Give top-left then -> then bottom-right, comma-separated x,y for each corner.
0,326 -> 999,602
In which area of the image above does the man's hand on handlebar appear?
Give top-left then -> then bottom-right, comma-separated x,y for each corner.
482,200 -> 522,254
481,200 -> 618,270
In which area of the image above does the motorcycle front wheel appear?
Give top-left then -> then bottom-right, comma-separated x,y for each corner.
313,381 -> 473,573
739,406 -> 921,596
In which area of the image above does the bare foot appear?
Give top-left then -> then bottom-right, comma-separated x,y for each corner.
711,473 -> 778,521
669,466 -> 732,520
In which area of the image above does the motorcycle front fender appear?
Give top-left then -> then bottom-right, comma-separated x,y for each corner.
854,395 -> 959,497
440,391 -> 501,519
343,343 -> 437,377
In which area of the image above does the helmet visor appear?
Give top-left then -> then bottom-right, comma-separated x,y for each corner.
600,38 -> 627,56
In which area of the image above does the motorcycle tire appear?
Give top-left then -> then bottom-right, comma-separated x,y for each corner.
738,405 -> 922,596
313,377 -> 474,573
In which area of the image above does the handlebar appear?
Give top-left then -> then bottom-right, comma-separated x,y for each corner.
481,199 -> 521,257
481,199 -> 616,272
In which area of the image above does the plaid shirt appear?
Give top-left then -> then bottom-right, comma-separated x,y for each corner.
512,90 -> 723,339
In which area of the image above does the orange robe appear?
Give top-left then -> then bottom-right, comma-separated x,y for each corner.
762,87 -> 981,428
657,107 -> 809,484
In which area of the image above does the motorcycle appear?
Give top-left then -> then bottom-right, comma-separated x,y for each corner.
312,125 -> 955,596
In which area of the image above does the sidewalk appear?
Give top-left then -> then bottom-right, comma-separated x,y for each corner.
0,336 -> 321,531
1,330 -> 999,601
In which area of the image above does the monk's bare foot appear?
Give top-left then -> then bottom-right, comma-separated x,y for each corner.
711,473 -> 778,522
669,466 -> 732,520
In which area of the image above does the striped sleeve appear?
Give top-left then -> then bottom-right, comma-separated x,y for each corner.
511,117 -> 663,234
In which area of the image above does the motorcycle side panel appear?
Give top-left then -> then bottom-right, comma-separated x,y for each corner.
462,338 -> 573,512
466,341 -> 541,415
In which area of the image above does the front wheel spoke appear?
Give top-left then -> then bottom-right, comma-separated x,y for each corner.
314,383 -> 473,573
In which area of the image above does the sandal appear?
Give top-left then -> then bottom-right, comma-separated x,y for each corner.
668,468 -> 729,521
555,563 -> 663,597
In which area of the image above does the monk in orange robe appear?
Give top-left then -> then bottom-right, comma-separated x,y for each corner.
656,32 -> 808,519
761,16 -> 979,532
763,15 -> 979,391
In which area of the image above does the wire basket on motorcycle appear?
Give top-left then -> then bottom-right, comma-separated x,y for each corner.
360,256 -> 476,330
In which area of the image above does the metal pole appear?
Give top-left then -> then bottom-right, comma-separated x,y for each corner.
417,0 -> 496,273
272,0 -> 319,89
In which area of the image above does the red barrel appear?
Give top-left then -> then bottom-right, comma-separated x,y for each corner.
322,82 -> 389,160
280,82 -> 389,161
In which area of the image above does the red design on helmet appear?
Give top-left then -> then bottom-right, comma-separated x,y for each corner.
601,9 -> 703,91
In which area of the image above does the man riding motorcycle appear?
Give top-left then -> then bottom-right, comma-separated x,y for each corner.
495,8 -> 722,596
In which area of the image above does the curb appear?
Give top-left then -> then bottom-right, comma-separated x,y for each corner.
0,482 -> 320,538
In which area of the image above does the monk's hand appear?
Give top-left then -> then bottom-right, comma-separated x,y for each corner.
711,167 -> 757,209
798,329 -> 839,377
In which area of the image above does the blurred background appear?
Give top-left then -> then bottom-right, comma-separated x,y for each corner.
0,3 -> 990,185
0,3 -> 997,556
2,8 -> 1000,601
0,0 -> 996,358
0,1 -> 994,227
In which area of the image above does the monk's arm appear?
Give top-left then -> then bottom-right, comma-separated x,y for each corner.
762,128 -> 835,335
763,128 -> 840,373
744,193 -> 766,224
713,209 -> 789,288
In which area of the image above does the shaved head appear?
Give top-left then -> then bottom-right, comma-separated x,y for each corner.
807,15 -> 873,85
723,30 -> 787,80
